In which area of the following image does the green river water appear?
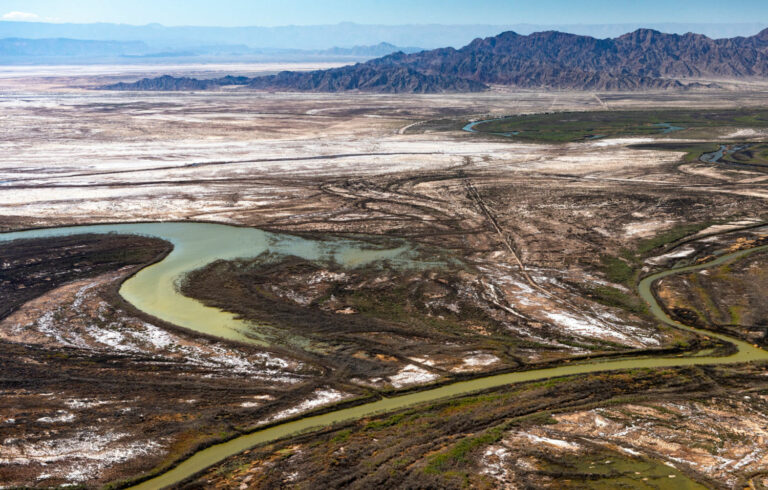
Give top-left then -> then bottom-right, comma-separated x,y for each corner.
2,222 -> 766,489
0,223 -> 414,345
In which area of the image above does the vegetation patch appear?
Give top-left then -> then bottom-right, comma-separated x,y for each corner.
585,284 -> 647,315
634,223 -> 712,256
425,426 -> 504,474
632,141 -> 722,162
469,109 -> 768,142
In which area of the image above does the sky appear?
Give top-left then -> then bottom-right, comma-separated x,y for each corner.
1,0 -> 768,27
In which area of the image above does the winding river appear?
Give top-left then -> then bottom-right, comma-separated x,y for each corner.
2,222 -> 767,489
700,144 -> 757,166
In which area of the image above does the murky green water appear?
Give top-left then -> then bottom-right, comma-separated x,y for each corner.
2,223 -> 766,489
0,222 -> 416,345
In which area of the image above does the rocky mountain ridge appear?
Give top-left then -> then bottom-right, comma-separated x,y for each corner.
105,28 -> 768,92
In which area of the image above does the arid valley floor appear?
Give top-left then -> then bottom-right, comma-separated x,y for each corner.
3,65 -> 768,489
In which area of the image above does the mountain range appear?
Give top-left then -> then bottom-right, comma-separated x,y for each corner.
106,28 -> 768,93
0,38 -> 148,58
0,38 -> 422,64
2,21 -> 766,50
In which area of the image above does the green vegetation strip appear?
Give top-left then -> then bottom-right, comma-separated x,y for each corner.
468,109 -> 768,142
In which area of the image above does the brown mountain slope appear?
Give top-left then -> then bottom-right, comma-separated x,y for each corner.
105,28 -> 765,92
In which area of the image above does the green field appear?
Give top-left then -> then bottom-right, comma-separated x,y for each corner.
470,109 -> 768,142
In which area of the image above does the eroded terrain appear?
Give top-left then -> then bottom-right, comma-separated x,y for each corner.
2,69 -> 768,487
183,363 -> 768,489
656,235 -> 768,347
0,235 -> 343,486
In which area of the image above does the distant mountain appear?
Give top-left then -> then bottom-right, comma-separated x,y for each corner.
320,42 -> 422,57
107,28 -> 768,93
0,38 -> 148,57
0,36 -> 419,64
2,21 -> 766,51
107,75 -> 251,90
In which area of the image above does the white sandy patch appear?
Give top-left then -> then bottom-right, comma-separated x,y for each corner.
524,433 -> 581,451
480,445 -> 512,481
1,429 -> 162,483
624,220 -> 674,238
694,219 -> 763,237
619,446 -> 643,457
645,245 -> 697,265
36,411 -> 75,424
388,364 -> 440,388
407,356 -> 437,367
544,311 -> 632,345
451,352 -> 501,372
723,128 -> 766,139
590,137 -> 654,147
266,388 -> 350,422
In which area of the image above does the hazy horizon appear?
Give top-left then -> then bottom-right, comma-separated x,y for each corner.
1,19 -> 766,31
1,20 -> 766,49
2,1 -> 767,65
2,18 -> 767,66
2,0 -> 767,27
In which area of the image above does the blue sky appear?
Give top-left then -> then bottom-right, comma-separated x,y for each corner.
2,0 -> 768,26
